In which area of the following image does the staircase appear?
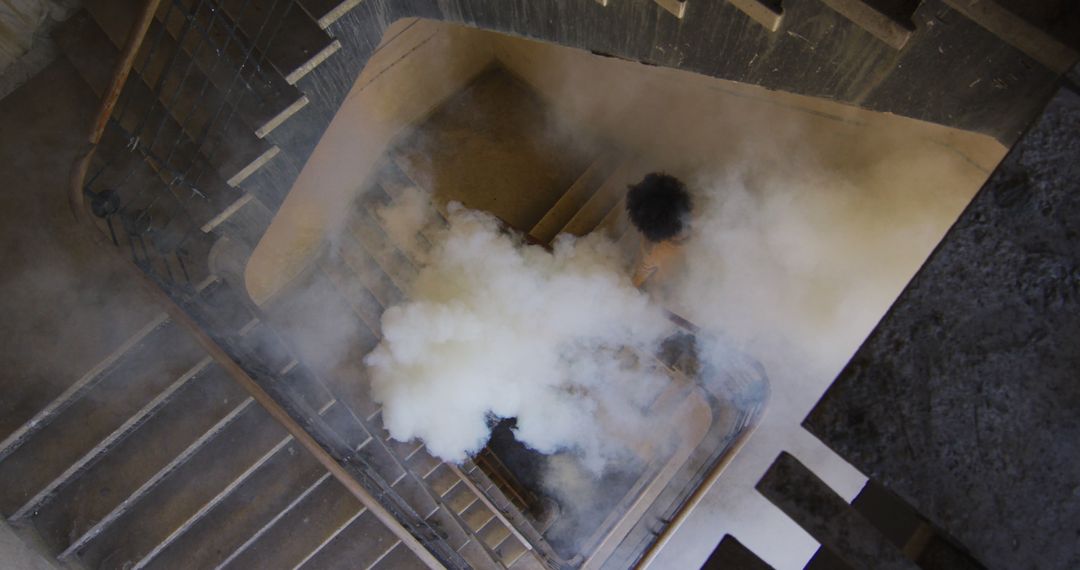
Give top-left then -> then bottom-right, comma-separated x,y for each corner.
1,1 -> 466,569
299,112 -> 641,566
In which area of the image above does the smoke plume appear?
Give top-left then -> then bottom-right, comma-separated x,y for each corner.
365,199 -> 680,472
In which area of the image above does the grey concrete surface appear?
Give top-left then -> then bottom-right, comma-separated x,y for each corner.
805,81 -> 1080,569
0,521 -> 57,570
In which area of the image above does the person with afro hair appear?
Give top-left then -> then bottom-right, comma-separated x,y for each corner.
626,172 -> 693,288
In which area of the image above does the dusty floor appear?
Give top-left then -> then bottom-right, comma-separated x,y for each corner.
0,59 -> 160,440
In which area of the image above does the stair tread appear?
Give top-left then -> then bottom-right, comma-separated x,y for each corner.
560,158 -> 635,238
296,509 -> 401,569
477,517 -> 512,550
494,534 -> 529,567
348,205 -> 419,291
27,366 -> 246,553
73,402 -> 287,568
335,238 -> 404,309
458,538 -> 504,570
54,13 -> 244,230
443,479 -> 481,515
83,0 -> 280,187
319,260 -> 384,337
150,0 -> 308,136
297,0 -> 363,29
369,542 -> 428,570
211,0 -> 340,85
220,474 -> 364,569
0,320 -> 205,516
143,438 -> 327,569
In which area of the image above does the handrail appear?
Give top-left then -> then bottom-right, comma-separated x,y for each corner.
65,3 -> 447,568
69,0 -> 163,222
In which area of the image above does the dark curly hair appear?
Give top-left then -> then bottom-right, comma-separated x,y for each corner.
626,172 -> 692,242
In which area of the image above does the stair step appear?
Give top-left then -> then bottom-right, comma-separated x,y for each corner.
219,473 -> 364,569
295,509 -> 402,569
560,158 -> 635,238
426,464 -> 461,497
443,479 -> 480,515
356,435 -> 406,487
54,13 -> 246,230
818,0 -> 914,50
529,149 -> 621,244
425,506 -> 471,551
298,0 -> 363,29
8,356 -> 213,521
494,534 -> 530,567
477,517 -> 512,550
0,319 -> 204,516
348,205 -> 419,291
508,551 -> 548,570
71,402 -> 288,568
373,158 -> 449,228
205,0 -> 341,85
728,0 -> 784,32
319,260 -> 384,337
149,0 -> 309,137
406,448 -> 442,480
141,437 -> 327,569
335,238 -> 404,309
369,542 -> 428,570
461,500 -> 496,532
362,185 -> 433,267
0,312 -> 167,466
83,0 -> 280,187
459,538 -> 503,570
392,474 -> 440,520
26,365 -> 247,554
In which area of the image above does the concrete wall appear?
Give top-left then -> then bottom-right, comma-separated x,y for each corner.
245,18 -> 497,303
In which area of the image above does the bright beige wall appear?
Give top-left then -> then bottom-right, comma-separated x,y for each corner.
245,19 -> 496,303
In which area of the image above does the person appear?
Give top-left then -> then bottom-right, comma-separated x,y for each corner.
626,172 -> 693,288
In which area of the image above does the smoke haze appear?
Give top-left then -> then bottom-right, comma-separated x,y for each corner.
365,200 -> 680,473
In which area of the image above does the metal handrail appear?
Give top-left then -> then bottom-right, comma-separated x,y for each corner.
69,0 -> 164,223
65,3 -> 452,568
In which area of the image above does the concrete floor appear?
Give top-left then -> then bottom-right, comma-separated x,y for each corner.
0,59 -> 161,441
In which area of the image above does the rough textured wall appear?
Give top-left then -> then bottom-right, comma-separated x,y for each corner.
804,81 -> 1080,569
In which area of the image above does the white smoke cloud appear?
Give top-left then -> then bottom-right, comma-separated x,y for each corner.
364,201 -> 680,472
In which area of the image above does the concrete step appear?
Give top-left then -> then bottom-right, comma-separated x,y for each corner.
297,0 -> 364,29
369,542 -> 429,569
197,0 -> 341,86
0,318 -> 205,517
358,184 -> 433,268
25,366 -> 249,555
218,472 -> 363,569
319,259 -> 384,337
333,238 -> 404,309
149,0 -> 309,138
294,507 -> 403,569
559,157 -> 636,238
82,0 -> 280,188
529,149 -> 621,244
69,401 -> 290,567
141,435 -> 328,569
54,13 -> 248,232
347,197 -> 419,291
